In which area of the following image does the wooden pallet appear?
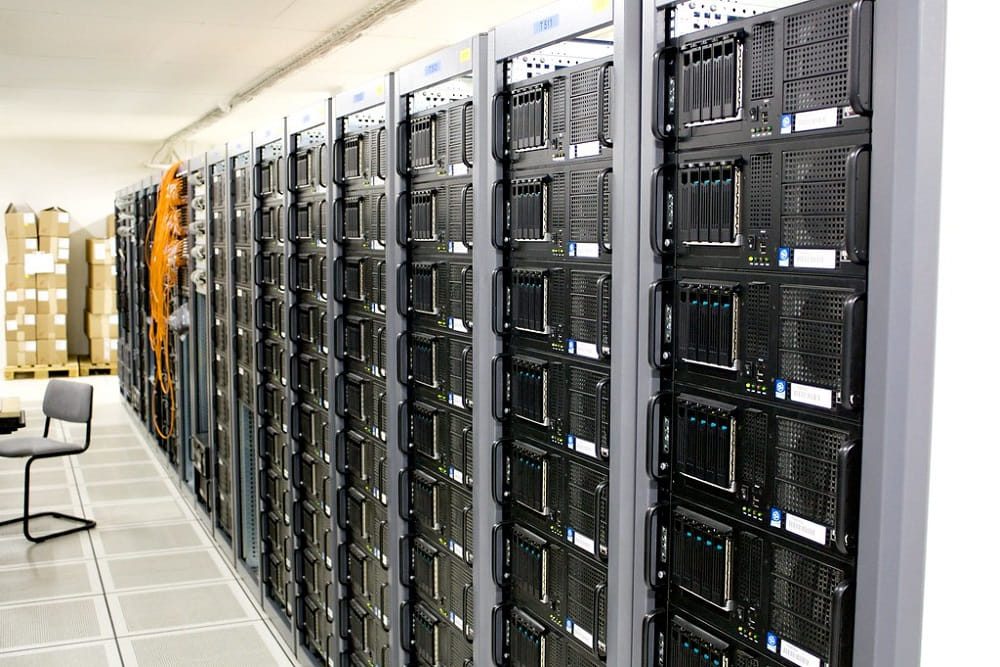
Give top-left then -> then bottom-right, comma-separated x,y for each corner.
78,356 -> 118,377
4,361 -> 80,380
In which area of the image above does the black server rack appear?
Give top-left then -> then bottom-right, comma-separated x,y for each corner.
114,187 -> 134,405
287,104 -> 336,664
493,47 -> 614,667
186,159 -> 212,512
252,121 -> 295,624
398,83 -> 478,666
229,136 -> 261,578
333,100 -> 393,667
644,2 -> 873,667
207,147 -> 237,541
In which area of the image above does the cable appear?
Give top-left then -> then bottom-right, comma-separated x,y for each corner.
146,161 -> 187,440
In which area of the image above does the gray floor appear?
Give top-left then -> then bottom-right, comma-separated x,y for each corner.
0,377 -> 296,666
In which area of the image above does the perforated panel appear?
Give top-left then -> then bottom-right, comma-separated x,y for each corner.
748,154 -> 774,230
770,545 -> 846,662
750,22 -> 775,100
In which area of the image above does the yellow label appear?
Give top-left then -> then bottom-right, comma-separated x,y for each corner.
593,0 -> 610,12
459,47 -> 471,63
375,84 -> 384,96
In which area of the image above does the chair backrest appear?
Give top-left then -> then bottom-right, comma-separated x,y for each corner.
42,380 -> 93,424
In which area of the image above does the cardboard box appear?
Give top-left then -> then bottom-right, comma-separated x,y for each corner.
38,236 -> 70,262
86,289 -> 116,314
36,287 -> 68,315
86,238 -> 116,265
38,207 -> 70,237
6,341 -> 36,367
36,313 -> 67,340
88,264 -> 117,290
4,204 -> 37,239
85,311 -> 119,339
5,265 -> 35,290
89,337 -> 118,365
7,237 -> 38,265
106,214 -> 116,238
36,263 -> 68,289
36,339 -> 68,366
4,289 -> 37,315
5,313 -> 36,341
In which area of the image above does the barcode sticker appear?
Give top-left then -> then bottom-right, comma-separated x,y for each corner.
573,531 -> 596,554
572,623 -> 594,648
794,107 -> 838,133
780,639 -> 822,667
789,383 -> 833,409
784,513 -> 828,545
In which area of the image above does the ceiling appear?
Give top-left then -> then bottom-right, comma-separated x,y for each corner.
0,0 -> 551,151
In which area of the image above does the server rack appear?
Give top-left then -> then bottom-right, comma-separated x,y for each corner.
395,41 -> 478,667
207,144 -> 238,544
113,2 -> 944,665
330,80 -> 395,667
287,101 -> 336,664
642,2 -> 873,667
114,186 -> 135,405
226,135 -> 262,585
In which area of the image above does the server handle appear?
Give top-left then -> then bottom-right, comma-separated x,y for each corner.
332,315 -> 345,361
491,355 -> 507,421
376,127 -> 387,181
460,183 -> 473,248
492,180 -> 507,248
331,256 -> 345,303
332,198 -> 346,244
492,604 -> 509,667
492,269 -> 507,335
461,100 -> 475,168
491,93 -> 507,162
644,504 -> 669,588
491,522 -> 509,587
461,345 -> 473,409
337,542 -> 351,586
332,139 -> 345,186
836,440 -> 861,554
646,392 -> 670,481
335,486 -> 349,530
648,280 -> 671,370
397,468 -> 412,521
333,373 -> 346,418
598,61 -> 614,148
829,580 -> 854,667
598,167 -> 613,254
845,145 -> 871,264
841,294 -> 867,410
396,262 -> 410,317
650,166 -> 673,256
396,332 -> 410,386
395,191 -> 410,246
652,47 -> 674,141
596,377 -> 610,460
396,121 -> 410,177
397,401 -> 410,455
596,273 -> 611,359
641,610 -> 668,667
491,440 -> 507,504
400,599 -> 414,651
399,535 -> 414,587
460,264 -> 473,330
595,480 -> 609,562
848,0 -> 875,115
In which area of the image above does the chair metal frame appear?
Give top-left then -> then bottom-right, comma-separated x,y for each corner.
0,383 -> 96,543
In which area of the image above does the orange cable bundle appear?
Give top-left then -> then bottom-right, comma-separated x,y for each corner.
146,162 -> 187,439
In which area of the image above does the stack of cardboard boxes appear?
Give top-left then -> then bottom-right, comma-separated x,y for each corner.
85,221 -> 118,367
5,204 -> 70,368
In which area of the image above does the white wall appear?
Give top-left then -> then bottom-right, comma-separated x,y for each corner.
922,0 -> 1000,662
0,139 -> 159,367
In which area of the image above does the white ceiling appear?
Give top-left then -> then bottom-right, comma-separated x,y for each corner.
0,0 -> 551,151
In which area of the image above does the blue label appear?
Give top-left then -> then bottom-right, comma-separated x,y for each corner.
780,114 -> 793,134
534,14 -> 560,34
568,339 -> 576,354
448,317 -> 454,328
778,247 -> 791,267
424,61 -> 442,76
567,434 -> 576,450
767,633 -> 779,652
353,91 -> 365,103
775,379 -> 787,400
770,508 -> 783,528
568,241 -> 577,256
448,241 -> 454,252
449,539 -> 455,550
566,527 -> 575,541
565,618 -> 574,632
449,466 -> 455,477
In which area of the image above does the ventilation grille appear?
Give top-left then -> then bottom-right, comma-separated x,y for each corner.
779,286 -> 847,390
740,408 -> 768,487
775,417 -> 849,530
737,533 -> 763,605
750,22 -> 775,100
743,282 -> 771,361
770,545 -> 846,663
569,67 -> 600,144
748,154 -> 774,230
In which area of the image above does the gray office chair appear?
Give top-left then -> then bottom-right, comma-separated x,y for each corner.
0,379 -> 96,542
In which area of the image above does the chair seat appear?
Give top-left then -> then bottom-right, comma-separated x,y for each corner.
0,436 -> 85,458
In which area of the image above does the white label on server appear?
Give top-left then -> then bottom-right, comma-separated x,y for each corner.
572,436 -> 597,458
449,241 -> 469,255
794,107 -> 839,133
452,543 -> 464,559
573,341 -> 599,360
573,531 -> 596,555
569,242 -> 600,258
784,512 -> 828,545
780,639 -> 822,667
570,141 -> 601,159
451,468 -> 464,485
793,248 -> 837,270
449,393 -> 465,408
572,623 -> 595,648
789,383 -> 833,409
449,318 -> 468,333
449,164 -> 469,177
